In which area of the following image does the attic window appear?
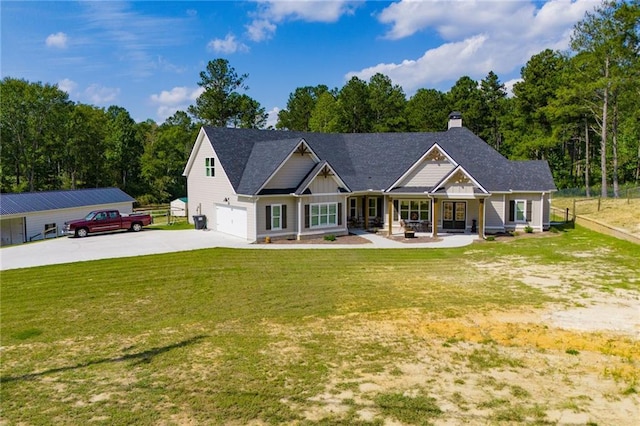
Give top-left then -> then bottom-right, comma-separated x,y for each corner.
205,157 -> 215,177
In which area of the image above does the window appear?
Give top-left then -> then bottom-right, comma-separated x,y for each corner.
205,157 -> 215,177
310,202 -> 338,228
368,197 -> 377,218
399,200 -> 431,221
349,198 -> 357,219
44,223 -> 56,236
266,205 -> 286,230
509,200 -> 531,223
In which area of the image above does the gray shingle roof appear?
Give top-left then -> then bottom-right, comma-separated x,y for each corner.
201,126 -> 556,196
0,188 -> 135,216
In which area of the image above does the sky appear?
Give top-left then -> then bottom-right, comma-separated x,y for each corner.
1,0 -> 600,126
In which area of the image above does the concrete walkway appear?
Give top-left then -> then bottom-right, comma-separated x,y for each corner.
0,229 -> 476,271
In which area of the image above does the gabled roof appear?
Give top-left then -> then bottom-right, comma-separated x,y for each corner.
190,126 -> 556,196
0,188 -> 135,216
293,160 -> 350,195
431,165 -> 489,195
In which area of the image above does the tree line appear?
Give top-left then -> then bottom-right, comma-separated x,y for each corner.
1,0 -> 638,202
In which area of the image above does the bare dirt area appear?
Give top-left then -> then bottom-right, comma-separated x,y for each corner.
267,249 -> 639,424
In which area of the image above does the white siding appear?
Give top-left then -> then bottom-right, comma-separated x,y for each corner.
264,153 -> 316,189
505,193 -> 543,230
186,135 -> 244,232
0,218 -> 24,246
401,160 -> 454,187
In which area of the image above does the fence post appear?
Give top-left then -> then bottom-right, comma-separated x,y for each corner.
598,197 -> 601,211
572,199 -> 576,221
565,208 -> 569,223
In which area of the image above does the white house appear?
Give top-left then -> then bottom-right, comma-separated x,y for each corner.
183,113 -> 556,242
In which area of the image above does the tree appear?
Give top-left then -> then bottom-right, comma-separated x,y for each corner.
276,85 -> 329,131
570,0 -> 640,197
309,91 -> 340,133
405,88 -> 448,132
446,76 -> 484,135
336,76 -> 371,133
105,106 -> 143,195
367,73 -> 407,132
480,71 -> 507,151
188,58 -> 265,129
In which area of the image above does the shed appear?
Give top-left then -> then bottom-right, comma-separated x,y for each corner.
0,188 -> 135,246
170,197 -> 188,217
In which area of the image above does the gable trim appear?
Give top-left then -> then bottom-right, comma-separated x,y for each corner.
255,138 -> 321,195
182,127 -> 207,177
387,143 -> 458,191
294,161 -> 351,195
430,165 -> 489,195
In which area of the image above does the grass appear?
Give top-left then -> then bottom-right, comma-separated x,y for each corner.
551,196 -> 640,236
1,226 -> 639,424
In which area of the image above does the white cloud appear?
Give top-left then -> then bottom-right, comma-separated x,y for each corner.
150,86 -> 204,120
57,78 -> 78,95
46,32 -> 68,48
266,107 -> 280,129
246,19 -> 277,42
246,0 -> 362,41
84,84 -> 120,104
348,0 -> 597,95
207,34 -> 249,54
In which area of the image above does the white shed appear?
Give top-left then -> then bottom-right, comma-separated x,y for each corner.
0,188 -> 135,246
170,197 -> 188,217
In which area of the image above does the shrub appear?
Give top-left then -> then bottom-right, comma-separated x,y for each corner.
485,235 -> 495,241
324,234 -> 336,241
524,225 -> 534,233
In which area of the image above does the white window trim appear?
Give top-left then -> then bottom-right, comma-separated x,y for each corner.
514,199 -> 527,223
349,198 -> 357,219
205,157 -> 215,177
368,197 -> 377,218
271,204 -> 283,231
310,202 -> 338,228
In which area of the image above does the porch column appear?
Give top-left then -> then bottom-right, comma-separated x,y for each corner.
478,199 -> 485,239
364,195 -> 369,230
387,197 -> 393,236
432,198 -> 438,238
297,197 -> 303,240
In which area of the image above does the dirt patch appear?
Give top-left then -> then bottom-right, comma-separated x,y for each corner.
386,235 -> 442,244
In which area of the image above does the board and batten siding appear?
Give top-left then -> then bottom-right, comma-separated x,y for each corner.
264,153 -> 316,189
444,182 -> 476,195
400,160 -> 455,187
308,174 -> 343,194
186,135 -> 242,234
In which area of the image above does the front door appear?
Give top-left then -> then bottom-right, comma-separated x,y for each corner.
442,201 -> 466,230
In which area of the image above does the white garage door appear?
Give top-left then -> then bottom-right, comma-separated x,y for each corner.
215,205 -> 247,239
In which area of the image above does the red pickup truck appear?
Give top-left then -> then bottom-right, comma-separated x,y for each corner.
64,210 -> 153,238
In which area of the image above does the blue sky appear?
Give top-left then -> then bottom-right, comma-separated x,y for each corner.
1,1 -> 598,126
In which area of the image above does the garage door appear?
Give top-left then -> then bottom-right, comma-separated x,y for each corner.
215,205 -> 247,239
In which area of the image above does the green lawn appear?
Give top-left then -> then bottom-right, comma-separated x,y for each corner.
2,226 -> 639,425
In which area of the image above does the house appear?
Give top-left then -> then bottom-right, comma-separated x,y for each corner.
170,197 -> 188,217
183,113 -> 556,242
0,187 -> 135,246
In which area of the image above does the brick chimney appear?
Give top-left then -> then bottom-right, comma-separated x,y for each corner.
448,111 -> 462,129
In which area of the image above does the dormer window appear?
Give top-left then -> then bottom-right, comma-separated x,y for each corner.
205,157 -> 215,177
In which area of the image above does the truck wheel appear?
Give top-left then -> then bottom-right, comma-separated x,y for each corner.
131,222 -> 142,232
76,228 -> 88,238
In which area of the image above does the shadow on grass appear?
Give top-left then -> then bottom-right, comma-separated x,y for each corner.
1,335 -> 208,384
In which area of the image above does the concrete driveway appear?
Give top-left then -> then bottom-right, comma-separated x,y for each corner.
0,229 -> 475,271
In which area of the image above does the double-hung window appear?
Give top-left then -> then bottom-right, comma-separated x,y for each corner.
266,204 -> 286,230
509,200 -> 531,223
368,198 -> 377,218
205,157 -> 215,177
310,202 -> 337,228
